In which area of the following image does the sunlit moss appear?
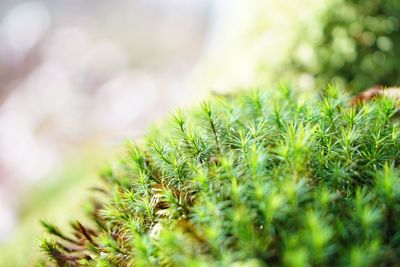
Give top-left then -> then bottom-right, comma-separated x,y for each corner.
40,86 -> 400,266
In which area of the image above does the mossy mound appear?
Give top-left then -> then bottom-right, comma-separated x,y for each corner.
41,87 -> 400,266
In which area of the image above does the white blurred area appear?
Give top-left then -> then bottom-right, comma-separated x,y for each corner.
0,0 -> 211,241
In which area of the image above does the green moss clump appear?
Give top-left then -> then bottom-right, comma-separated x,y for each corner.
41,86 -> 400,266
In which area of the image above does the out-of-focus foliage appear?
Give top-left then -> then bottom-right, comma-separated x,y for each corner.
199,0 -> 400,94
41,86 -> 400,266
287,0 -> 400,93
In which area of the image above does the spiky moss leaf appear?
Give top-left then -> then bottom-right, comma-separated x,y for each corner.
41,86 -> 400,266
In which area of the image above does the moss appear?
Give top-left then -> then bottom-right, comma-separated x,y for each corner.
40,86 -> 400,266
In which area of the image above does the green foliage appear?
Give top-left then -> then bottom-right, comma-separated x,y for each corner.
41,86 -> 400,266
288,0 -> 400,92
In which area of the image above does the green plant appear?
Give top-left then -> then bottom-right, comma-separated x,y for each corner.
41,86 -> 400,266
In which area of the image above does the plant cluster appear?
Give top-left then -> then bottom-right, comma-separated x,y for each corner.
41,86 -> 400,266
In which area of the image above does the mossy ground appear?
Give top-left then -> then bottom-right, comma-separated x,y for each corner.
41,86 -> 400,266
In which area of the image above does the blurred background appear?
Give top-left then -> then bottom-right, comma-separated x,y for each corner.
0,0 -> 211,265
0,0 -> 400,265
